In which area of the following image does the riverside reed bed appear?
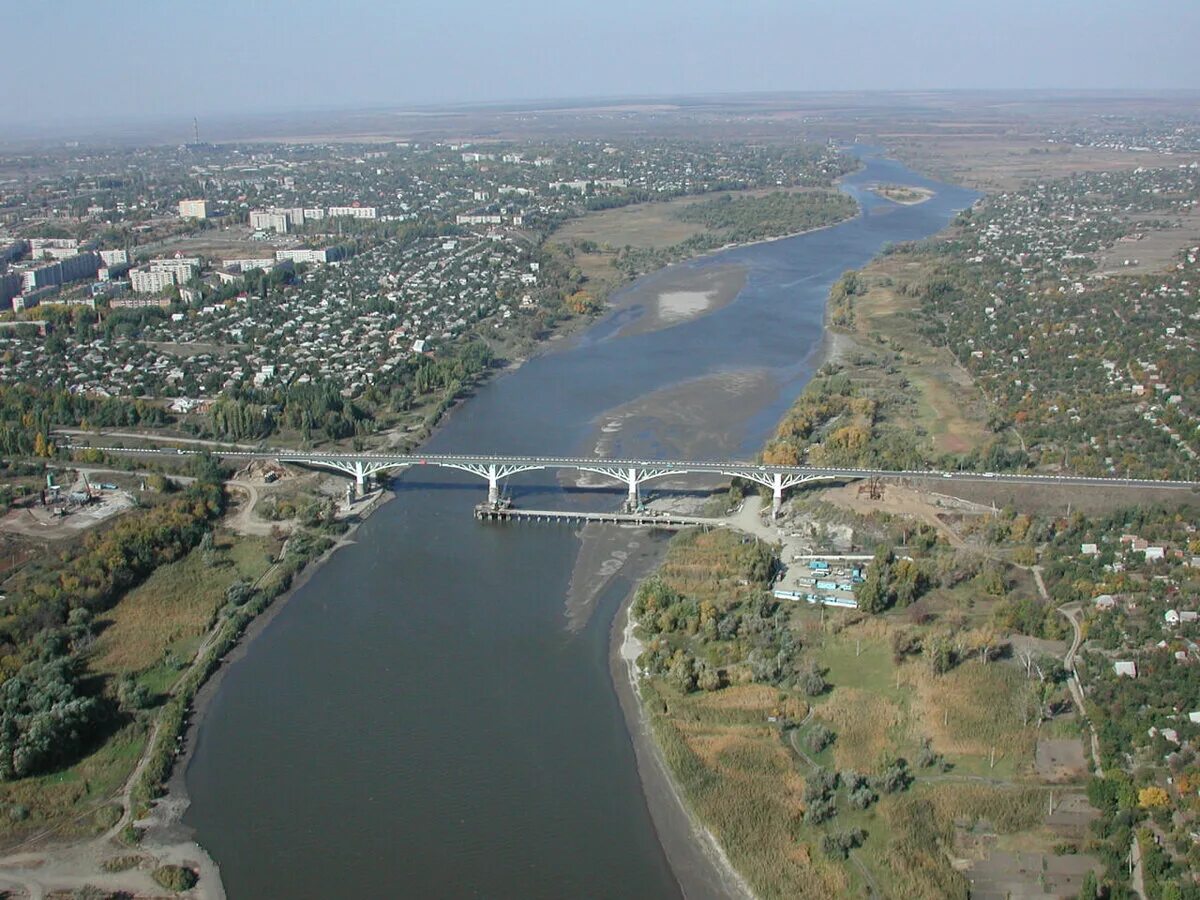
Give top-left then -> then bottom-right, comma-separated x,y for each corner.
641,678 -> 850,900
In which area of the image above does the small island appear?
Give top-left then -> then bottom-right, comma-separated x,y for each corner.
871,183 -> 934,205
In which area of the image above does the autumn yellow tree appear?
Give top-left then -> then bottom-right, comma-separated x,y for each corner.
1138,786 -> 1169,809
762,442 -> 800,466
566,290 -> 599,315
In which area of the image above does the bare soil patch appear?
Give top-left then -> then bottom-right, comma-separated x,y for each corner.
1035,738 -> 1088,783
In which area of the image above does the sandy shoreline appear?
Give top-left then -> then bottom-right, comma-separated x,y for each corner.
611,589 -> 757,900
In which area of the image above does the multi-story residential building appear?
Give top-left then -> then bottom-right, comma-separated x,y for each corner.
327,206 -> 377,219
130,268 -> 179,294
249,210 -> 291,233
19,252 -> 101,291
178,199 -> 210,219
456,213 -> 503,225
222,257 -> 276,272
275,247 -> 345,264
148,256 -> 200,282
28,238 -> 79,259
0,272 -> 21,305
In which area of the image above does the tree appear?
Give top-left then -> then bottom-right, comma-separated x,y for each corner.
0,656 -> 100,780
695,661 -> 721,692
929,637 -> 955,675
225,580 -> 253,606
152,865 -> 198,892
892,558 -> 926,607
821,828 -> 865,860
118,674 -> 152,711
799,663 -> 828,697
854,545 -> 896,614
1137,786 -> 1169,809
874,754 -> 912,794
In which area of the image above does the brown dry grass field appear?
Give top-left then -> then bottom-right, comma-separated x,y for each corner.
91,530 -> 276,676
554,195 -> 712,250
554,185 -> 826,251
642,678 -> 852,899
1092,208 -> 1200,276
811,619 -> 1039,779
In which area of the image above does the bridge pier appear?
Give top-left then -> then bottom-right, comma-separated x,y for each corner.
771,473 -> 785,519
625,467 -> 640,509
352,462 -> 369,496
487,465 -> 501,506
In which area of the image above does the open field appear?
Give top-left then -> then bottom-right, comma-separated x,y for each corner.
556,185 -> 841,251
641,678 -> 853,900
1092,208 -> 1200,275
91,531 -> 276,677
554,194 -> 714,250
882,133 -> 1200,192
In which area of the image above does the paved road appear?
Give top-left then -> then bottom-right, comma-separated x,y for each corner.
56,428 -> 261,450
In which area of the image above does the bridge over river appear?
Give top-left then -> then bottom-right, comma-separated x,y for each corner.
73,443 -> 1200,517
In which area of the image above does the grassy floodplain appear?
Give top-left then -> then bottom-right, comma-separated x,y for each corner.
0,527 -> 278,842
631,528 -> 1068,898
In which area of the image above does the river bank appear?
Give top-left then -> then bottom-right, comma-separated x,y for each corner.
613,591 -> 757,900
0,486 -> 393,899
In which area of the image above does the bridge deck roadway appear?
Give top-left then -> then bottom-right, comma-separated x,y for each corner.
69,444 -> 1200,491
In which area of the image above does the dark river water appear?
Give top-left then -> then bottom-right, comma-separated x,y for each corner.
183,150 -> 976,899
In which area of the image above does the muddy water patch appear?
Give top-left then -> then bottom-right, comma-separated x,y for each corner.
562,367 -> 778,629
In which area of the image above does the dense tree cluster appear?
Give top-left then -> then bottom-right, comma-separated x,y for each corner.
673,190 -> 858,246
853,545 -> 929,614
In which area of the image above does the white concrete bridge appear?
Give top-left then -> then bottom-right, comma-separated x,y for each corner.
72,444 -> 1200,517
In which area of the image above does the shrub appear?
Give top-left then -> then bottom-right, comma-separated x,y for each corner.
118,674 -> 154,711
799,664 -> 828,696
804,795 -> 836,825
806,724 -> 835,754
874,755 -> 912,794
101,854 -> 143,872
152,864 -> 198,892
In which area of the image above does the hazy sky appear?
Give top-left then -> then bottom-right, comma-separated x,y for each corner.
8,0 -> 1199,129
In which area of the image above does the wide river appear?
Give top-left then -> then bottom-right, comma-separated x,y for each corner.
183,150 -> 976,898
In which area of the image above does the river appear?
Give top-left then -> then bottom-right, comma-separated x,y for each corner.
182,149 -> 976,898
